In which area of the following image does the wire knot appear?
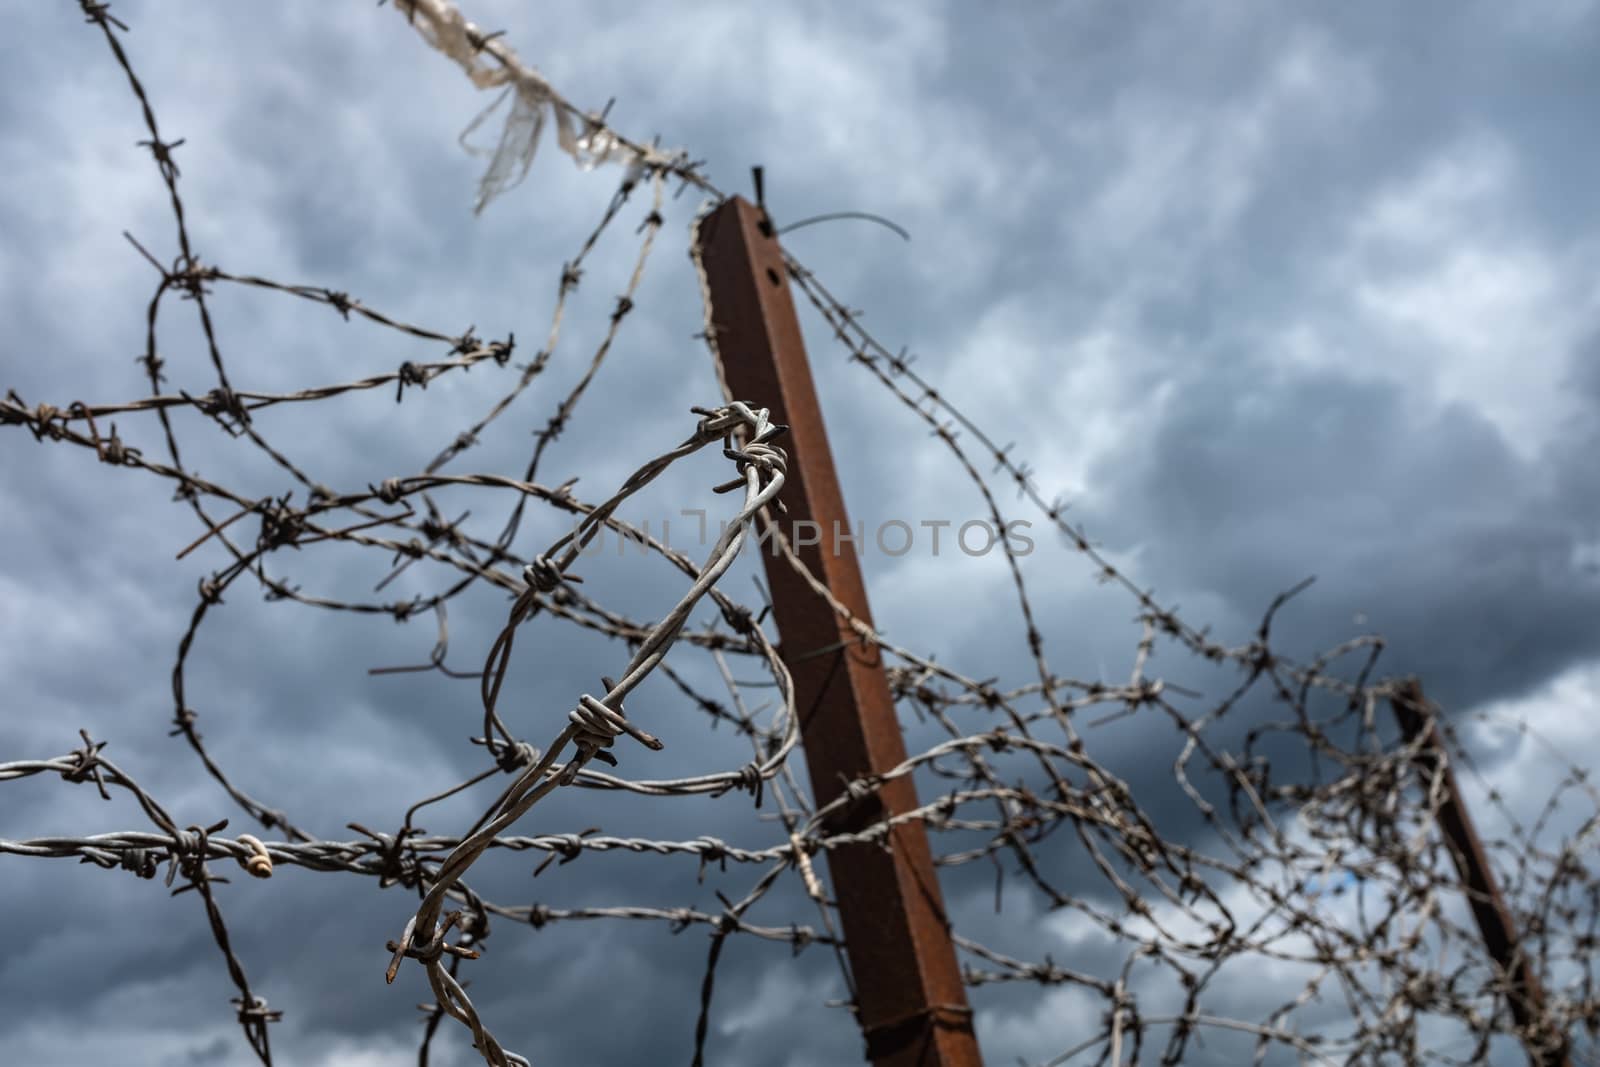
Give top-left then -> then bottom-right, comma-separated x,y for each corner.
496,739 -> 540,773
258,496 -> 306,551
79,0 -> 128,31
696,836 -> 731,882
119,848 -> 158,879
97,423 -> 134,465
139,136 -> 186,182
532,827 -> 599,877
235,834 -> 273,878
169,827 -> 201,859
28,403 -> 63,442
385,912 -> 480,983
169,707 -> 199,737
560,694 -> 663,782
192,386 -> 249,431
165,820 -> 227,890
719,602 -> 755,635
715,439 -> 788,494
232,994 -> 283,1025
838,775 -> 877,804
738,440 -> 787,477
395,360 -> 426,403
523,555 -> 564,593
350,822 -> 420,889
714,761 -> 765,806
60,729 -> 110,798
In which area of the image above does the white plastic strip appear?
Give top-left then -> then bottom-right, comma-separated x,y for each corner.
393,0 -> 670,213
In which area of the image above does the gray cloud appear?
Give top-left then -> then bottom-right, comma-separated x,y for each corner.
3,1 -> 1597,1065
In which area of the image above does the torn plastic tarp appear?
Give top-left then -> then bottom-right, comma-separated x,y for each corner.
393,0 -> 668,213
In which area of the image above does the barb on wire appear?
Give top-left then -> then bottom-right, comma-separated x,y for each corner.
3,4 -> 1595,1067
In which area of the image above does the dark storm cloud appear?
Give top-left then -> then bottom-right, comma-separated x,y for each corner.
3,1 -> 1598,1065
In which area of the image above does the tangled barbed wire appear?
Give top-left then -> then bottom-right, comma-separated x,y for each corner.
2,2 -> 1598,1065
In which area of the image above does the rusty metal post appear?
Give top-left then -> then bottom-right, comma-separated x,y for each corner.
1390,679 -> 1570,1067
696,196 -> 983,1067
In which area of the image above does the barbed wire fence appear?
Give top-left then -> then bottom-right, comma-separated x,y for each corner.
2,2 -> 1598,1064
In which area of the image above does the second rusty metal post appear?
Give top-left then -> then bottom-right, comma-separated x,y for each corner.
1390,679 -> 1569,1067
696,196 -> 982,1067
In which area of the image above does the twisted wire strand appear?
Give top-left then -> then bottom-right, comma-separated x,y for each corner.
1,4 -> 1594,1066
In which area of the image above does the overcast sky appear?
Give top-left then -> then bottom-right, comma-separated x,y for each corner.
3,2 -> 1599,1065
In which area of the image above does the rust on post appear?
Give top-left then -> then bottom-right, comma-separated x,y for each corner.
696,196 -> 983,1067
1390,679 -> 1570,1067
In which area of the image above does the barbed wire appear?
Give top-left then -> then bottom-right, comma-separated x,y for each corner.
2,2 -> 1596,1065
